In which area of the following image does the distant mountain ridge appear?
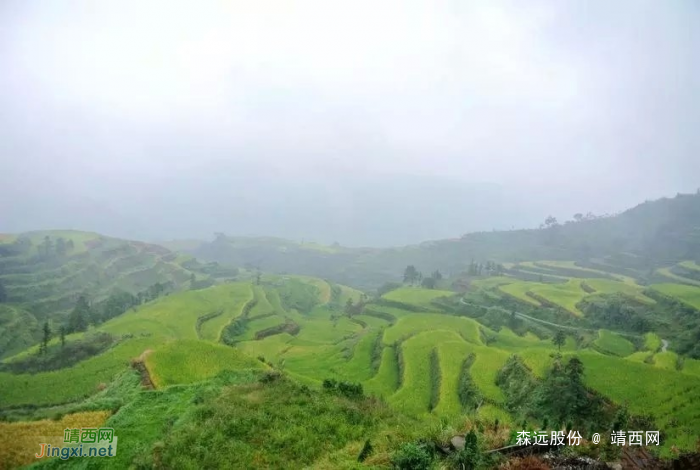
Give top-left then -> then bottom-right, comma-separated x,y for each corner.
173,191 -> 700,289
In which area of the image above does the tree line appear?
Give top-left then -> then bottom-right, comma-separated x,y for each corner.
37,281 -> 173,356
402,265 -> 443,289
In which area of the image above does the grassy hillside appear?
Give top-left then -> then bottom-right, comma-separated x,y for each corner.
221,280 -> 700,454
0,230 -> 233,357
2,253 -> 700,466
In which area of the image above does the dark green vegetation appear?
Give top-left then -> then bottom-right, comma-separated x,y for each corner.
177,192 -> 700,290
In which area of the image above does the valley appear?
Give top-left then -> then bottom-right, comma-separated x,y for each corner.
1,193 -> 700,468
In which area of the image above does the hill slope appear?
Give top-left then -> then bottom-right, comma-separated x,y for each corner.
0,230 -> 226,357
176,192 -> 700,290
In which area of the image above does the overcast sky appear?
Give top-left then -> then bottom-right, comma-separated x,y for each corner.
1,0 -> 699,245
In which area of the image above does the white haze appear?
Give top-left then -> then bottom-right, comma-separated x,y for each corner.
1,0 -> 699,245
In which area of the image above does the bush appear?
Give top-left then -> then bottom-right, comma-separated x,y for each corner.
358,439 -> 373,462
448,430 -> 481,470
322,378 -> 364,399
392,442 -> 433,470
259,371 -> 282,384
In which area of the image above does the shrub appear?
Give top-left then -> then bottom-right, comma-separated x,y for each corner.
392,442 -> 433,470
449,429 -> 481,469
358,439 -> 373,462
259,371 -> 282,384
322,379 -> 364,399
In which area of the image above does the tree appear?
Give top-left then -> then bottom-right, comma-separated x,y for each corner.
553,329 -> 566,351
573,213 -> 584,223
345,298 -> 354,315
432,270 -> 443,281
421,277 -> 437,289
544,215 -> 558,228
0,279 -> 6,303
403,265 -> 419,285
40,235 -> 55,258
377,282 -> 401,297
68,295 -> 91,333
40,321 -> 51,355
60,325 -> 66,348
468,259 -> 477,276
55,237 -> 67,256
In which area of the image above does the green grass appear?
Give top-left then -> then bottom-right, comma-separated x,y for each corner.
0,336 -> 157,407
237,315 -> 286,341
497,275 -> 656,316
656,267 -> 700,287
197,283 -> 253,341
477,404 -> 513,425
470,276 -> 515,289
574,350 -> 700,454
679,261 -> 700,272
365,346 -> 400,399
500,279 -> 587,314
389,331 -> 448,416
353,314 -> 392,329
468,346 -> 510,404
0,305 -> 40,359
0,283 -> 257,407
342,330 -> 383,382
383,313 -> 482,345
530,279 -> 585,316
536,260 -> 637,285
237,334 -> 295,363
682,358 -> 700,376
653,351 -> 678,371
381,287 -> 453,310
499,282 -> 542,306
432,339 -> 473,417
0,231 -> 198,321
289,275 -> 332,304
651,283 -> 700,309
593,329 -> 636,357
584,278 -> 654,304
517,349 -> 556,378
6,268 -> 699,456
248,285 -> 274,319
145,339 -> 266,387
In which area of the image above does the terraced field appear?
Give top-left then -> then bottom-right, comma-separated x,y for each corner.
146,339 -> 265,387
0,282 -> 257,407
0,230 -> 200,322
230,282 -> 700,452
656,267 -> 700,287
535,260 -> 637,285
0,411 -> 111,468
650,283 -> 700,309
592,329 -> 635,357
499,279 -> 587,315
497,276 -> 658,316
583,279 -> 655,303
381,287 -> 453,310
2,269 -> 700,457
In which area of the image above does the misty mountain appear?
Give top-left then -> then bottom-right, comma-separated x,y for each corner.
179,191 -> 700,289
1,167 -> 554,247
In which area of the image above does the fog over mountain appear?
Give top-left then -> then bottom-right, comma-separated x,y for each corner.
1,0 -> 699,246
